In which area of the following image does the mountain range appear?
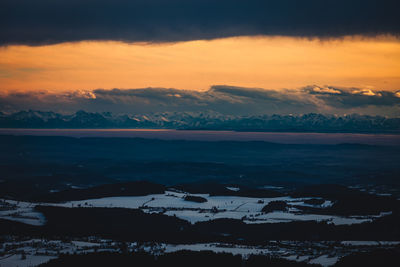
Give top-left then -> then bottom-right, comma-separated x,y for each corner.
0,110 -> 399,133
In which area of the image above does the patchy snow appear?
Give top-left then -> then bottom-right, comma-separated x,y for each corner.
2,238 -> 399,267
70,186 -> 84,189
54,192 -> 388,225
0,191 -> 392,227
162,242 -> 337,266
71,241 -> 101,247
0,254 -> 56,267
309,255 -> 339,267
226,187 -> 240,192
163,243 -> 273,257
242,211 -> 374,225
0,238 -> 110,267
60,191 -> 298,213
291,199 -> 334,208
0,200 -> 46,226
341,241 -> 400,246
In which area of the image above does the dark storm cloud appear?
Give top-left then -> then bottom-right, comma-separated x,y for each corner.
0,0 -> 399,45
1,86 -> 399,116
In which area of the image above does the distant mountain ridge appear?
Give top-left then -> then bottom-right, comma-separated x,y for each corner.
0,110 -> 400,133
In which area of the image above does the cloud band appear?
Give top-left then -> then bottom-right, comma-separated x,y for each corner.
1,85 -> 399,116
1,0 -> 399,45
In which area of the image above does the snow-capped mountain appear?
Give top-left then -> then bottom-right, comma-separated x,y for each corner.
0,110 -> 399,133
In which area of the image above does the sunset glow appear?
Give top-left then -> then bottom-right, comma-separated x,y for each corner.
1,36 -> 399,93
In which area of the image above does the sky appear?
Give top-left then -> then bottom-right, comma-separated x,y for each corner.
0,0 -> 399,116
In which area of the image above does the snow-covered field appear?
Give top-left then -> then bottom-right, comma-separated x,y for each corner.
54,191 -> 388,225
0,200 -> 46,226
0,238 -> 107,267
0,191 -> 391,226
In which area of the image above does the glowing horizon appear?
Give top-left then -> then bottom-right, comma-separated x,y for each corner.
1,36 -> 400,94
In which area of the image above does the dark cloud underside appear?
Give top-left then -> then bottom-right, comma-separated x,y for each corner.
1,0 -> 399,45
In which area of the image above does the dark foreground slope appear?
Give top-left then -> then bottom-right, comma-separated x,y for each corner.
39,249 -> 400,267
39,251 -> 318,267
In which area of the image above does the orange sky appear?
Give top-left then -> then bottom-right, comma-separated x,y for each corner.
0,36 -> 399,93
